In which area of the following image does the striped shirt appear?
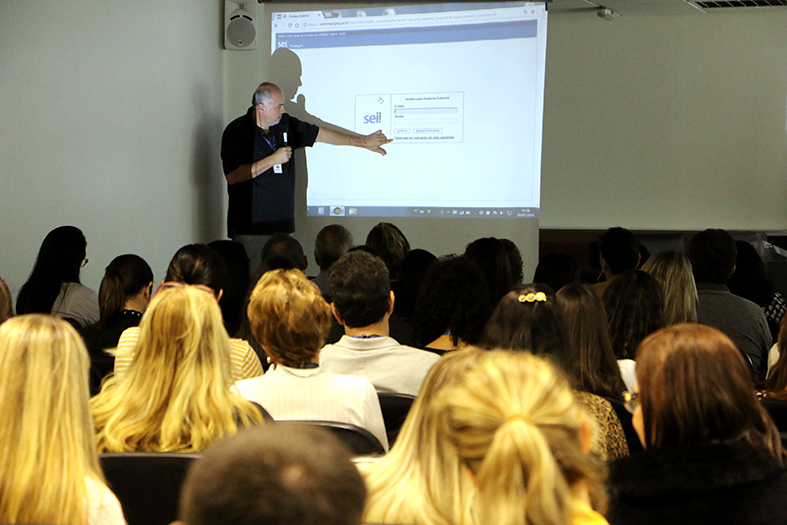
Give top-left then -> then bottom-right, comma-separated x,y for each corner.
113,327 -> 264,381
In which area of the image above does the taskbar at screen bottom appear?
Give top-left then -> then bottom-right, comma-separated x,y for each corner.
306,206 -> 540,219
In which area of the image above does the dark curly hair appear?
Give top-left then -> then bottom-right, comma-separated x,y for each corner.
603,269 -> 664,360
329,251 -> 391,328
411,256 -> 492,347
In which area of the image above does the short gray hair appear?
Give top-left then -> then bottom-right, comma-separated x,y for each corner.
252,82 -> 279,106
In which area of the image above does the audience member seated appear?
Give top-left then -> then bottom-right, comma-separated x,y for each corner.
411,255 -> 492,354
690,229 -> 771,377
16,225 -> 99,328
464,236 -> 514,304
641,250 -> 697,325
92,286 -> 264,452
392,248 -> 436,322
79,254 -> 153,395
481,284 -> 629,461
500,237 -> 525,285
0,277 -> 12,323
361,349 -> 483,524
234,269 -> 388,451
207,239 -> 250,336
363,349 -> 609,525
175,424 -> 366,525
590,227 -> 641,298
320,251 -> 440,396
533,251 -> 581,293
607,323 -> 787,525
113,244 -> 263,381
602,270 -> 664,391
312,224 -> 353,300
557,283 -> 627,398
0,315 -> 125,524
764,315 -> 787,392
260,232 -> 308,271
728,240 -> 786,343
365,222 -> 411,281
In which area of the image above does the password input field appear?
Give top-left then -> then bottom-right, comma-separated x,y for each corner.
394,107 -> 459,115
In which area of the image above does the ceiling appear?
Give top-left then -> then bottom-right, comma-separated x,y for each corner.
547,0 -> 786,15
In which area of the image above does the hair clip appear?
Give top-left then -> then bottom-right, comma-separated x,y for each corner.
518,292 -> 547,303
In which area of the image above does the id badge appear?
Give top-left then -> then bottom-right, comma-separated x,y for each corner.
273,164 -> 283,174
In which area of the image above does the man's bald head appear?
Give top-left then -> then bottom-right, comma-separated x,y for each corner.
252,82 -> 282,107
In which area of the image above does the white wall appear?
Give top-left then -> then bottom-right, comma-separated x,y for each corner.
3,3 -> 787,298
542,9 -> 787,231
0,1 -> 224,298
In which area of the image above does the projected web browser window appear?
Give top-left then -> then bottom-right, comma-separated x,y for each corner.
271,2 -> 547,220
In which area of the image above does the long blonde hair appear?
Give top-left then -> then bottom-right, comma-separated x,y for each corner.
434,350 -> 605,525
92,286 -> 262,452
0,314 -> 103,524
641,250 -> 697,325
361,349 -> 487,525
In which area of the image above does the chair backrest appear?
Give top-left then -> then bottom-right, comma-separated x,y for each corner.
602,396 -> 643,454
761,398 -> 787,431
288,421 -> 386,456
99,453 -> 200,525
377,392 -> 416,446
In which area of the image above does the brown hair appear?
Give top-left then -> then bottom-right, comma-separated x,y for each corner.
556,283 -> 626,399
248,269 -> 331,367
603,269 -> 664,360
637,323 -> 782,460
765,314 -> 787,396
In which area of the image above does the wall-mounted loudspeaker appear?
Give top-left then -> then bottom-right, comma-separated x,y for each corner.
224,0 -> 257,50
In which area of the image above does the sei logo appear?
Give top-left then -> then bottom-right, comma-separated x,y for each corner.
363,112 -> 382,124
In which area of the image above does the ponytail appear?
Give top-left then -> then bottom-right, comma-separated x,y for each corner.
436,350 -> 605,525
95,255 -> 153,330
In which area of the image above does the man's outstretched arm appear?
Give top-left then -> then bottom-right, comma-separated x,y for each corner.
316,128 -> 392,156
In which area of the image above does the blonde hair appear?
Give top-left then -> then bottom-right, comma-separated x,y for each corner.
434,350 -> 605,525
0,314 -> 103,524
361,349 -> 487,525
641,250 -> 698,325
92,286 -> 262,452
248,269 -> 331,367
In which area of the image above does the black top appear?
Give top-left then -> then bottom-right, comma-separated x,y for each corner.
221,109 -> 319,236
80,310 -> 142,395
607,441 -> 787,525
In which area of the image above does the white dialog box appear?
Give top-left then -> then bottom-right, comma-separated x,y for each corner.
355,92 -> 464,143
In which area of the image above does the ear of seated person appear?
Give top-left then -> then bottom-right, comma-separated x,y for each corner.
233,268 -> 388,451
319,250 -> 440,397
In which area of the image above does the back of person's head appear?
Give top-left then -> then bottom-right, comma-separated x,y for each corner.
315,224 -> 354,271
480,284 -> 575,377
533,252 -> 580,293
641,250 -> 697,325
16,225 -> 87,315
96,254 -> 153,330
500,238 -> 525,285
262,233 -> 306,270
598,227 -> 640,275
0,314 -> 101,524
556,283 -> 626,399
636,323 -> 782,459
365,222 -> 411,279
412,255 -> 492,347
393,248 -> 437,320
165,244 -> 227,294
361,348 -> 488,525
464,237 -> 514,303
602,269 -> 664,360
727,240 -> 773,307
434,350 -> 606,525
91,286 -> 261,452
248,270 -> 331,368
0,278 -> 12,323
208,240 -> 251,336
179,424 -> 366,525
329,251 -> 390,328
689,228 -> 737,284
